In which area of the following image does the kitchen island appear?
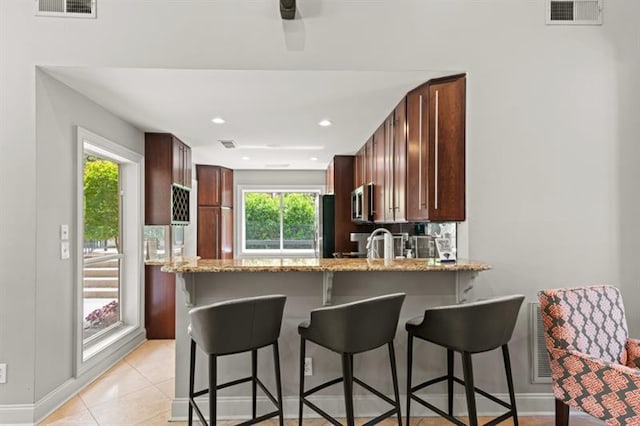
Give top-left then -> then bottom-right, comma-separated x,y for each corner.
162,258 -> 491,420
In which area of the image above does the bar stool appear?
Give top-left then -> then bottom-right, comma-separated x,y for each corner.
298,293 -> 406,426
187,295 -> 287,426
405,295 -> 525,426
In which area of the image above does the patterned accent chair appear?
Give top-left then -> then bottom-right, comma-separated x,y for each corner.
538,285 -> 640,425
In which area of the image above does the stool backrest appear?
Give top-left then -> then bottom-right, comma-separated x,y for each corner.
188,295 -> 286,355
307,293 -> 406,354
420,295 -> 524,353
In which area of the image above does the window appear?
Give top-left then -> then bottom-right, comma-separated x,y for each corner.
240,188 -> 321,257
82,154 -> 122,342
76,127 -> 143,371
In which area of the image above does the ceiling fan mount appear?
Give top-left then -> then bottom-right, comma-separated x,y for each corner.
280,0 -> 296,19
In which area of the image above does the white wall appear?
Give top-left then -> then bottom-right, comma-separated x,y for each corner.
34,70 -> 144,400
1,0 -> 639,415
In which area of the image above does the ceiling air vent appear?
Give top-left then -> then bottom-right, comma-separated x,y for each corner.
36,0 -> 96,18
219,140 -> 236,149
547,0 -> 602,25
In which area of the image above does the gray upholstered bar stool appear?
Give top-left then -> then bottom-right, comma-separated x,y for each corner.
187,295 -> 286,426
405,295 -> 525,426
298,293 -> 406,426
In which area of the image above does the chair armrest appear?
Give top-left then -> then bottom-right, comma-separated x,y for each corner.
548,347 -> 640,422
626,338 -> 640,369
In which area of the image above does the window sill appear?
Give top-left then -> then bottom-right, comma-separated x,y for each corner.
81,324 -> 137,366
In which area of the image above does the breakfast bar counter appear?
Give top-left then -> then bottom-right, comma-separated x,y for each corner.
161,257 -> 491,273
162,258 -> 491,420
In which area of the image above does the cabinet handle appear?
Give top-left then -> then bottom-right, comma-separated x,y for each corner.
418,95 -> 424,209
435,89 -> 439,210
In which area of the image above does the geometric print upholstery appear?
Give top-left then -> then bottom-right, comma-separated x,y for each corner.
539,285 -> 628,364
539,285 -> 640,425
627,339 -> 640,370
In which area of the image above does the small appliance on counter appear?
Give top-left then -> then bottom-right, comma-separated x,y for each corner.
369,233 -> 409,259
411,235 -> 436,259
350,232 -> 369,256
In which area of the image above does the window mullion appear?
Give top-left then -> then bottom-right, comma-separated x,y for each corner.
279,193 -> 284,252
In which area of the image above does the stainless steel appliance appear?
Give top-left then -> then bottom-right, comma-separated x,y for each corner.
350,232 -> 369,255
351,183 -> 374,222
369,233 -> 408,258
411,235 -> 436,258
317,194 -> 335,258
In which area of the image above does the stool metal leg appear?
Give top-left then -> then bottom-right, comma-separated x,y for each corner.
251,349 -> 257,420
188,339 -> 196,426
461,352 -> 478,426
342,353 -> 355,426
447,349 -> 454,417
388,342 -> 403,425
502,344 -> 518,425
209,354 -> 217,426
406,334 -> 414,426
298,338 -> 306,426
273,342 -> 284,426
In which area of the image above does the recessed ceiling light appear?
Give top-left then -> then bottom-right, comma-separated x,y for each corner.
318,119 -> 332,127
211,117 -> 226,124
241,156 -> 250,160
310,157 -> 318,161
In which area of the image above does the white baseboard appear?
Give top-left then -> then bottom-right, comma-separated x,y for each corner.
0,329 -> 146,425
170,392 -> 557,421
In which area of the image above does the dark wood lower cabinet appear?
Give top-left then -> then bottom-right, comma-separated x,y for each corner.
197,206 -> 233,259
145,265 -> 175,339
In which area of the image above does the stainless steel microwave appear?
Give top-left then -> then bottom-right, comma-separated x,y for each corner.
352,183 -> 374,222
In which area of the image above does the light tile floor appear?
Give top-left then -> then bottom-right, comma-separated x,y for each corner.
40,340 -> 603,425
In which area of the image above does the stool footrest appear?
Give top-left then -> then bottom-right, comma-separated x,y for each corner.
303,377 -> 343,397
362,408 -> 399,426
302,375 -> 399,425
256,377 -> 278,407
236,410 -> 281,426
410,377 -> 516,426
352,377 -> 397,406
410,394 -> 466,426
301,398 -> 342,426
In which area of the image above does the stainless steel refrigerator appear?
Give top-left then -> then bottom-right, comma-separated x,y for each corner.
317,194 -> 335,258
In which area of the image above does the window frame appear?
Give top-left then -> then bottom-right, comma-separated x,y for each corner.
75,127 -> 143,375
237,185 -> 324,258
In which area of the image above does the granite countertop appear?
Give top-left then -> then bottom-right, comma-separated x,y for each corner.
160,258 -> 491,273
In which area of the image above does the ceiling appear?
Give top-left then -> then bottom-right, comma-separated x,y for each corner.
44,67 -> 454,170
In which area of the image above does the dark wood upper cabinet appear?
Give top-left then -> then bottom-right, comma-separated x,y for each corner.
196,164 -> 234,258
145,133 -> 192,225
392,99 -> 407,223
372,124 -> 386,223
406,75 -> 466,221
326,155 -> 359,253
196,165 -> 233,208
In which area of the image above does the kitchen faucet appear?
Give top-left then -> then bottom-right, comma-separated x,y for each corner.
366,228 -> 394,259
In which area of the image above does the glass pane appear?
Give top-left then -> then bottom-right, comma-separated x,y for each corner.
83,259 -> 121,340
83,155 -> 121,341
244,192 -> 280,250
283,192 -> 317,250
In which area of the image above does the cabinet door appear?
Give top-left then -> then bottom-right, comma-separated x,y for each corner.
197,206 -> 220,259
145,265 -> 175,339
221,168 -> 234,207
393,100 -> 407,222
325,159 -> 334,194
353,148 -> 362,189
384,114 -> 395,222
183,144 -> 192,188
364,137 -> 373,185
406,86 -> 430,221
196,165 -> 221,206
172,139 -> 183,186
373,123 -> 386,222
220,207 -> 234,259
428,77 -> 465,221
